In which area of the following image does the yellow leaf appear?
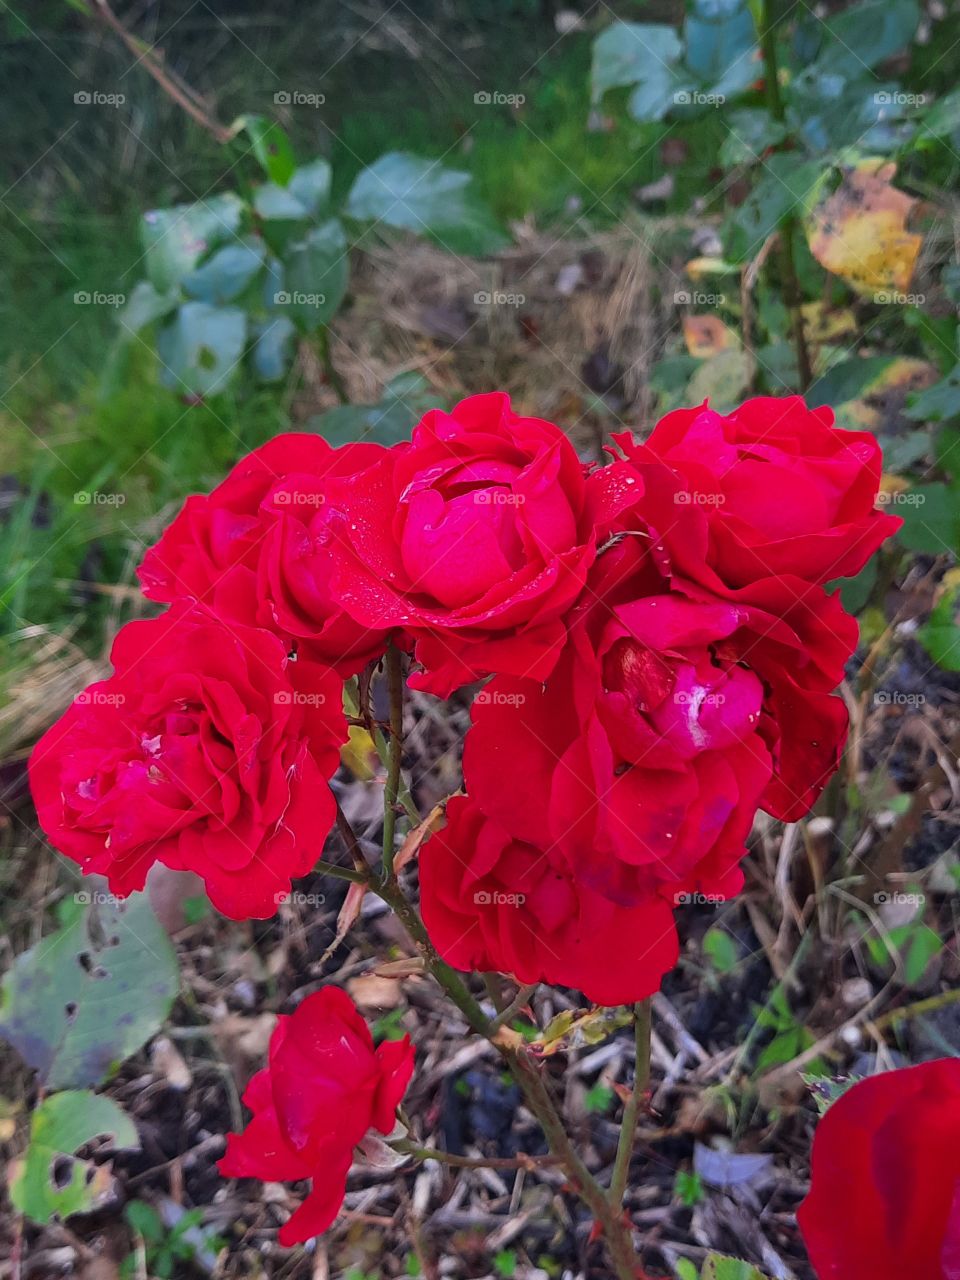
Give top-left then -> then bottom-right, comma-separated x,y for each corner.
342,723 -> 378,780
801,302 -> 856,343
682,314 -> 738,358
805,160 -> 922,295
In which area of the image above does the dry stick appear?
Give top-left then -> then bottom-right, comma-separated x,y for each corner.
83,0 -> 234,143
391,1139 -> 562,1172
757,0 -> 813,390
609,998 -> 652,1209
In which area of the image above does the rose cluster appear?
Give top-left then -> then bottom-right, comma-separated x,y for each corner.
31,392 -> 897,1001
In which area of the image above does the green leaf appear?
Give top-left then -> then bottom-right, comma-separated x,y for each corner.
903,924 -> 942,984
345,152 -> 507,255
252,315 -> 297,382
915,89 -> 960,143
311,371 -> 440,445
236,115 -> 296,186
703,926 -> 739,974
590,21 -> 684,103
895,482 -> 960,553
904,364 -> 960,423
811,0 -> 919,75
289,159 -> 333,216
182,240 -> 264,305
802,1072 -> 861,1115
10,1092 -> 139,1224
684,0 -> 757,99
116,281 -> 179,340
676,1262 -> 699,1280
0,892 -> 179,1089
719,109 -> 787,167
830,558 -> 877,614
141,195 -> 244,293
253,182 -> 311,222
920,582 -> 960,672
157,302 -> 247,397
702,1254 -> 769,1280
281,219 -> 349,331
808,355 -> 901,408
126,1199 -> 165,1242
725,157 -> 824,261
685,348 -> 752,410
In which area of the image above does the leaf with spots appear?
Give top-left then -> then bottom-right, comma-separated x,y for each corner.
0,892 -> 179,1089
9,1091 -> 139,1225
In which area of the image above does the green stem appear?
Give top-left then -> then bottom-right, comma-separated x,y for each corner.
609,999 -> 651,1207
314,858 -> 367,885
317,326 -> 348,404
381,643 -> 405,880
757,0 -> 812,391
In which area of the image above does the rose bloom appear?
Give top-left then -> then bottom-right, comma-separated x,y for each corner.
138,434 -> 389,675
320,392 -> 599,696
29,605 -> 345,918
219,987 -> 414,1244
797,1059 -> 960,1280
420,796 -> 679,1005
641,396 -> 901,586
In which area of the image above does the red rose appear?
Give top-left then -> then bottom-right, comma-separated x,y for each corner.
797,1060 -> 960,1280
586,445 -> 859,821
138,434 -> 389,674
29,605 -> 346,918
322,392 -> 598,696
643,396 -> 901,585
462,588 -> 775,911
420,796 -> 679,1005
219,987 -> 413,1244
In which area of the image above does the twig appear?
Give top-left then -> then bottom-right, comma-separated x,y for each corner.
609,998 -> 651,1208
390,1139 -> 562,1171
381,642 -> 405,879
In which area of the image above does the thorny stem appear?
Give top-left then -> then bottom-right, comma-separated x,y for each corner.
490,983 -> 539,1031
609,999 -> 651,1208
757,0 -> 813,391
381,642 -> 405,879
330,806 -> 643,1278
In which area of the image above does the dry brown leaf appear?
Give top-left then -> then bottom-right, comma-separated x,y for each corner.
318,879 -> 367,968
347,973 -> 403,1009
682,314 -> 738,358
805,160 -> 922,294
393,796 -> 453,873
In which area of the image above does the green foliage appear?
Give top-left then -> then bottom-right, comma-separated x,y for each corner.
676,1255 -> 769,1280
494,1250 -> 518,1278
122,1202 -> 222,1279
10,1091 -> 139,1224
703,926 -> 739,975
674,1168 -> 705,1206
752,987 -> 819,1076
310,373 -> 445,446
855,900 -> 943,985
584,1083 -> 615,1114
921,581 -> 960,672
122,128 -> 503,400
0,892 -> 179,1089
